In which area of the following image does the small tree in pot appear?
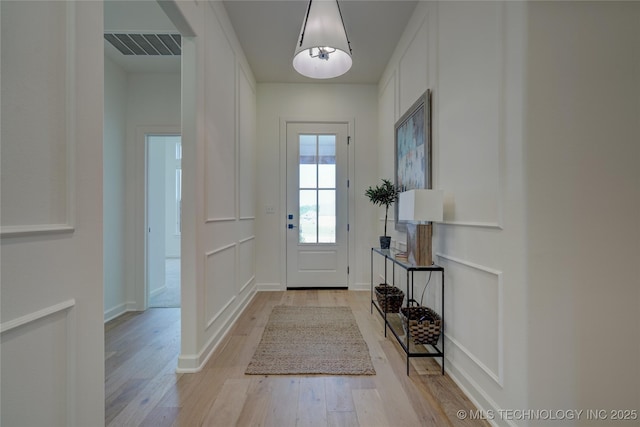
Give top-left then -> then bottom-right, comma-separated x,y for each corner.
365,179 -> 400,249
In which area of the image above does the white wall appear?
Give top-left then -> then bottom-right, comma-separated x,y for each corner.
380,1 -> 639,426
104,56 -> 128,321
103,67 -> 180,319
125,72 -> 180,310
255,83 -> 379,290
160,0 -> 258,372
525,1 -> 640,420
379,2 -> 528,420
1,1 -> 105,425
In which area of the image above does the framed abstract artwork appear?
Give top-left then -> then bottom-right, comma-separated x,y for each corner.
395,90 -> 432,232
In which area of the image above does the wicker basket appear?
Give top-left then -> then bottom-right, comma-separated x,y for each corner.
400,306 -> 442,345
374,284 -> 404,313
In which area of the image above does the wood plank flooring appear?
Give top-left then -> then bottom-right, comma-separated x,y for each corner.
105,290 -> 489,427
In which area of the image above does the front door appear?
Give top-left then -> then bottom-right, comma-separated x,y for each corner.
286,122 -> 349,288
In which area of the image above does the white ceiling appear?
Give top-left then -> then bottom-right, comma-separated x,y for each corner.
104,0 -> 418,84
223,0 -> 418,84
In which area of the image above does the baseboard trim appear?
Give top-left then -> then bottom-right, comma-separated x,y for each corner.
176,286 -> 257,373
256,282 -> 284,291
149,285 -> 167,299
444,357 -> 514,427
104,301 -> 138,323
350,282 -> 370,291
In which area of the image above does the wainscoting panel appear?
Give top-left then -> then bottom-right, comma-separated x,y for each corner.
204,244 -> 237,329
204,2 -> 236,222
238,63 -> 256,220
1,1 -> 75,236
238,236 -> 255,293
1,301 -> 76,426
436,1 -> 505,229
399,16 -> 428,115
437,253 -> 504,386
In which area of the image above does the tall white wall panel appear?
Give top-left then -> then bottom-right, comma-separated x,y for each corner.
1,1 -> 105,424
437,2 -> 503,228
1,1 -> 72,233
205,244 -> 237,328
1,307 -> 73,427
239,65 -> 257,220
205,5 -> 236,222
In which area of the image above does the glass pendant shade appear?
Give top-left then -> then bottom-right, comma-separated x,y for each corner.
293,0 -> 352,79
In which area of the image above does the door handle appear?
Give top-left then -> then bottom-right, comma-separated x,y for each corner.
288,224 -> 297,229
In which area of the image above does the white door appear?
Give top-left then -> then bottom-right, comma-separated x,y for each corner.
286,122 -> 349,288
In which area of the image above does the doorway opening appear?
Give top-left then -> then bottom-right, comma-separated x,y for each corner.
146,134 -> 181,308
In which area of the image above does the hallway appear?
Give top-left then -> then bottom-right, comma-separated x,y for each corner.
105,290 -> 487,426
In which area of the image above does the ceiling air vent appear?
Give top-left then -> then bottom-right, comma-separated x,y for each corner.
104,33 -> 181,56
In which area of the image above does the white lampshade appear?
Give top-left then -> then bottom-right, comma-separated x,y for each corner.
398,189 -> 444,222
293,0 -> 352,79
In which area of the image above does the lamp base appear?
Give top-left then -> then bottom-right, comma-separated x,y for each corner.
406,223 -> 433,266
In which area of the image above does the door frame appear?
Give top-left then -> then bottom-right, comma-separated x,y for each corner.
279,118 -> 356,290
135,126 -> 181,310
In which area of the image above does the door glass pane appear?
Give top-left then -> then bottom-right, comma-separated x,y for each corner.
318,190 -> 336,243
297,133 -> 337,245
299,190 -> 317,243
299,135 -> 317,188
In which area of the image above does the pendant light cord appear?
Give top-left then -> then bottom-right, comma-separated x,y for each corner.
335,0 -> 352,54
299,0 -> 313,47
298,0 -> 352,55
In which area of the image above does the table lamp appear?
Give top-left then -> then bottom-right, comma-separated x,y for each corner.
398,189 -> 444,265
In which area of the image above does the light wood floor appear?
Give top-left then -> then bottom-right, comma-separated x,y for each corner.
105,290 -> 489,427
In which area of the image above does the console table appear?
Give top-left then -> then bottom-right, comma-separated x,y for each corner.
370,247 -> 445,375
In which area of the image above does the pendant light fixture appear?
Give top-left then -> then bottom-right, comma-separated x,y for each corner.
293,0 -> 352,79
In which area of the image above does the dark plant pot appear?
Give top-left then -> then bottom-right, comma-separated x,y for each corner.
379,236 -> 391,249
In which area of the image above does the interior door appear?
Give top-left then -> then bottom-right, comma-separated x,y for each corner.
286,122 -> 349,288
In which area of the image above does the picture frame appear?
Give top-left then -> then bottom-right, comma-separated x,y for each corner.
394,89 -> 432,232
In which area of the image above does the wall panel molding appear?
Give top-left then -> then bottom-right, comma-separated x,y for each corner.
435,2 -> 505,230
205,296 -> 236,329
0,299 -> 77,426
204,243 -> 236,329
203,1 -> 236,223
436,252 -> 504,387
205,217 -> 236,224
1,2 -> 76,238
1,299 -> 75,334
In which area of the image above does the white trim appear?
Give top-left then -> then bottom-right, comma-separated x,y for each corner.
279,117 -> 355,289
444,361 -> 514,427
1,299 -> 76,334
239,276 -> 255,294
1,2 -> 76,239
205,217 -> 236,223
436,252 -> 504,387
239,216 -> 256,221
351,282 -> 370,291
0,224 -> 75,238
139,126 -> 181,312
103,301 -> 138,323
150,285 -> 167,299
440,221 -> 503,230
256,283 -> 284,291
238,235 -> 255,244
206,242 -> 237,256
205,296 -> 236,329
177,288 -> 256,373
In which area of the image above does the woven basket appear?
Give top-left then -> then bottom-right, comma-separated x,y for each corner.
400,306 -> 442,345
374,284 -> 404,313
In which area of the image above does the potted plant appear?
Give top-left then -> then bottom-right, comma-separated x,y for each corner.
365,178 -> 400,249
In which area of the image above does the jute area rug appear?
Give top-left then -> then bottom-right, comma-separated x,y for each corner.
245,306 -> 376,375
